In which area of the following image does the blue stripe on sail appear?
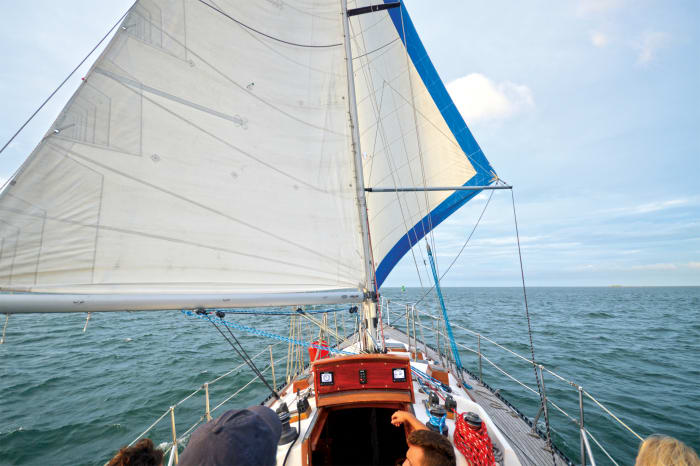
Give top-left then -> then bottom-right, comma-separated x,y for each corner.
374,2 -> 496,288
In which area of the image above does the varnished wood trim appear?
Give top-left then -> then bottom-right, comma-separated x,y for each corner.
312,353 -> 410,367
316,389 -> 413,407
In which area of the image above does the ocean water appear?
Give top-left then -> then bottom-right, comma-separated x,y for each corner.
0,287 -> 698,465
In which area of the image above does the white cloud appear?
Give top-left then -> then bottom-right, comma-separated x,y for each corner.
635,31 -> 670,65
471,235 -> 545,247
577,262 -> 686,272
630,198 -> 688,214
601,198 -> 691,216
628,263 -> 678,271
590,31 -> 609,47
688,262 -> 700,269
577,0 -> 625,16
447,73 -> 534,123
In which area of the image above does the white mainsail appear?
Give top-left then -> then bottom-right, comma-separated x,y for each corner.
349,1 -> 496,286
0,0 -> 496,313
0,1 -> 366,302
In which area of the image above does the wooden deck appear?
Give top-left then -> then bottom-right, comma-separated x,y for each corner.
380,324 -> 572,466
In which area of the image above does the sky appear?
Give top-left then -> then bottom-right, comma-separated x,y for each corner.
0,0 -> 698,287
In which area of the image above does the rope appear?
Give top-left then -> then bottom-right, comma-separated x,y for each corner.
197,0 -> 342,48
356,11 -> 433,288
204,312 -> 280,399
0,2 -> 135,156
583,389 -> 644,441
426,244 -> 463,371
352,38 -> 399,60
0,313 -> 8,344
184,310 -> 437,385
425,406 -> 447,435
183,310 -> 354,356
414,188 -> 494,307
454,413 -> 496,466
215,307 -> 350,316
398,4 -> 442,284
510,189 -> 555,465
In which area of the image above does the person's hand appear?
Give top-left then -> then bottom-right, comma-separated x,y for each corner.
391,410 -> 415,427
392,410 -> 428,432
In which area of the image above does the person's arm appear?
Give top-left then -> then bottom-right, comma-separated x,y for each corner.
391,410 -> 428,433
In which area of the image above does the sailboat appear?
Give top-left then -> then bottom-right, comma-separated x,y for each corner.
1,1 -> 636,465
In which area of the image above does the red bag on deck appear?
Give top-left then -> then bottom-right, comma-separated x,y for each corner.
308,340 -> 330,362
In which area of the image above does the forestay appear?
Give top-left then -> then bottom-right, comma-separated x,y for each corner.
0,0 -> 366,300
349,0 -> 496,287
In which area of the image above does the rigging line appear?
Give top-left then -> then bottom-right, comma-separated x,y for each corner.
216,307 -> 348,315
0,2 -> 135,156
378,78 -> 496,179
202,2 -> 344,78
350,24 -> 426,288
0,199 -> 350,279
395,9 -> 437,286
296,308 -> 344,343
379,80 -> 433,284
131,16 -> 345,136
205,313 -> 280,399
197,0 -> 342,48
54,145 -> 358,273
0,313 -> 8,344
414,188 -> 494,307
398,5 -> 438,262
510,188 -> 555,466
352,38 -> 399,61
93,72 -> 335,193
221,321 -> 276,392
366,81 -> 386,185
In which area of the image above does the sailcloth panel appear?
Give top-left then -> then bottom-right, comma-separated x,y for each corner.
0,0 -> 366,295
349,1 -> 496,287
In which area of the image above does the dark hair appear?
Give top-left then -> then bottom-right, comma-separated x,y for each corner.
407,430 -> 456,466
107,438 -> 164,466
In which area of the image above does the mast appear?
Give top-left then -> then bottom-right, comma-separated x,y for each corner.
341,0 -> 378,351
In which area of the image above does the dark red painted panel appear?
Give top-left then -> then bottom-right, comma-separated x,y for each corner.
313,355 -> 412,396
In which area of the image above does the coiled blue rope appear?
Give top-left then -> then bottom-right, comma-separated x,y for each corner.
425,406 -> 447,434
